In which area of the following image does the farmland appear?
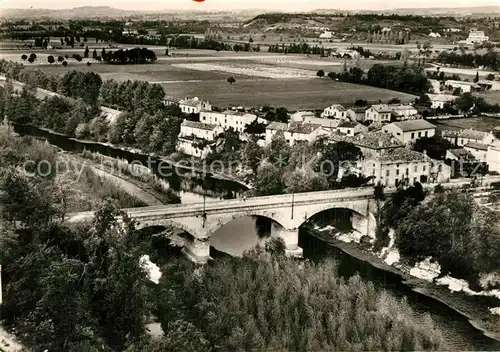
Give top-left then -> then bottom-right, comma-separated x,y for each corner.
10,47 -> 417,110
434,116 -> 500,132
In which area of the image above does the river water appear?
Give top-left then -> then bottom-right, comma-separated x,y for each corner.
14,124 -> 500,350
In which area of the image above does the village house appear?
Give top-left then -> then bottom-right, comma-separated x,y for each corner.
464,29 -> 489,44
337,121 -> 368,136
178,97 -> 212,114
382,120 -> 436,144
388,104 -> 419,120
364,105 -> 393,123
441,129 -> 495,147
427,94 -> 458,109
464,142 -> 489,163
346,107 -> 369,122
444,80 -> 481,93
477,79 -> 500,91
330,131 -> 404,159
177,120 -> 223,158
284,123 -> 328,146
320,104 -> 347,119
200,110 -> 265,132
265,121 -> 288,144
361,148 -> 450,187
290,111 -> 342,130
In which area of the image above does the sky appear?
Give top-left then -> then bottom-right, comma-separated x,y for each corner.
1,0 -> 499,11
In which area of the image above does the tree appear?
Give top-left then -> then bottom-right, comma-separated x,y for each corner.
354,99 -> 368,106
284,167 -> 328,193
316,69 -> 325,78
227,76 -> 236,85
412,136 -> 453,160
254,161 -> 284,196
21,54 -> 27,61
57,55 -> 64,62
486,73 -> 495,81
388,97 -> 401,104
62,61 -> 68,67
92,49 -> 98,59
474,71 -> 479,83
47,55 -> 55,64
242,135 -> 263,174
84,46 -> 89,58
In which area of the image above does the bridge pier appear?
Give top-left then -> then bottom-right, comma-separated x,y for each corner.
182,236 -> 211,264
271,222 -> 303,258
351,212 -> 369,237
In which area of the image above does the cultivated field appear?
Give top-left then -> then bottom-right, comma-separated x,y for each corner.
2,44 -> 417,110
159,79 -> 416,110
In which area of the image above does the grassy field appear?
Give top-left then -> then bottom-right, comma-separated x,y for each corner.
434,116 -> 500,132
481,91 -> 500,106
13,48 -> 416,109
160,78 -> 416,110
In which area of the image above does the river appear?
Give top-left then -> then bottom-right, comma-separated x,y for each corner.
13,124 -> 500,350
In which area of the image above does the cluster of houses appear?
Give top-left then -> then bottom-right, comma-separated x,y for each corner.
170,96 -> 500,187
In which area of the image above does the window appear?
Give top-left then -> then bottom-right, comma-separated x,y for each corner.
373,163 -> 375,167
418,132 -> 422,137
372,169 -> 376,175
438,164 -> 442,172
396,169 -> 400,176
425,131 -> 428,137
203,116 -> 206,121
405,168 -> 409,175
414,165 -> 418,172
386,170 -> 390,177
423,165 -> 426,172
413,177 -> 417,184
411,132 -> 415,139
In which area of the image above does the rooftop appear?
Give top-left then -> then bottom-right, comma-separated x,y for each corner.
378,148 -> 429,163
267,121 -> 288,131
370,104 -> 393,113
442,128 -> 488,141
348,107 -> 369,113
325,104 -> 347,112
181,120 -> 217,131
179,97 -> 206,107
331,131 -> 404,150
445,80 -> 480,87
465,142 -> 488,151
338,121 -> 359,128
427,94 -> 458,102
389,104 -> 417,111
288,123 -> 322,134
391,120 -> 436,132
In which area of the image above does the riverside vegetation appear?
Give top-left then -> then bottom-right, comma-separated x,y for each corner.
0,125 -> 448,351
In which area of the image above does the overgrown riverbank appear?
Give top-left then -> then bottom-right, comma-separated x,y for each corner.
305,224 -> 500,343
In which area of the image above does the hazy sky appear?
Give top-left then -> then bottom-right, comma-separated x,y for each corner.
1,0 -> 498,11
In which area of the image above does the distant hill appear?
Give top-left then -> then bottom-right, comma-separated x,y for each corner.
1,6 -> 267,20
312,6 -> 500,17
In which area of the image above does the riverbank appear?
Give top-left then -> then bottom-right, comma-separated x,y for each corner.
14,124 -> 252,191
306,225 -> 500,343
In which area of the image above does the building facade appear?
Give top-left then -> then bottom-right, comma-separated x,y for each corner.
200,110 -> 265,132
365,105 -> 392,122
320,104 -> 347,119
179,97 -> 212,114
382,120 -> 436,144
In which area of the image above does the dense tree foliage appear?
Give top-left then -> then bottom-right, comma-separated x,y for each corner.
394,190 -> 500,286
152,250 -> 446,351
102,47 -> 157,64
437,51 -> 500,71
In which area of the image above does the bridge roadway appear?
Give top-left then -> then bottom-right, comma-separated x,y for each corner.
69,186 -> 392,262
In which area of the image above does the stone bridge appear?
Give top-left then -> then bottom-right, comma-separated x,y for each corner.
69,187 -> 386,263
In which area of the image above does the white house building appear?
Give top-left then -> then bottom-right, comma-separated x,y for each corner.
389,104 -> 419,120
321,104 -> 347,119
444,80 -> 481,93
290,111 -> 342,130
177,120 -> 223,158
178,97 -> 212,114
427,94 -> 458,109
200,110 -> 265,132
336,121 -> 368,136
284,123 -> 328,146
464,142 -> 489,163
382,120 -> 436,144
346,107 -> 369,122
441,129 -> 495,147
319,30 -> 333,39
361,148 -> 450,187
465,29 -> 489,44
265,121 -> 288,145
365,105 -> 393,123
429,32 -> 441,38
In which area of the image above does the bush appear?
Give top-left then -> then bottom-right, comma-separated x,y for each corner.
57,56 -> 64,62
62,61 -> 68,67
21,54 -> 27,60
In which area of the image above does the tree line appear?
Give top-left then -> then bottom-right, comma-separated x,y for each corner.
327,63 -> 430,95
437,51 -> 500,71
